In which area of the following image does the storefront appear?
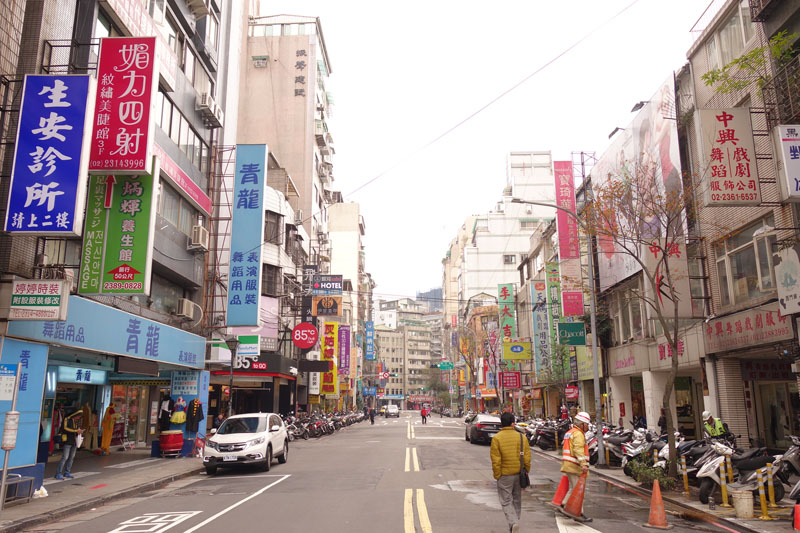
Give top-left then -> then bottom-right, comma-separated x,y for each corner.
703,303 -> 795,449
210,353 -> 297,416
0,295 -> 206,480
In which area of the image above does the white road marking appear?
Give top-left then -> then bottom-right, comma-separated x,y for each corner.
43,471 -> 100,485
108,510 -> 202,533
556,515 -> 601,532
106,458 -> 162,469
414,437 -> 463,440
199,473 -> 287,481
182,475 -> 290,533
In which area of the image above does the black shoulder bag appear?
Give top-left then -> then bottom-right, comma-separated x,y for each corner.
519,432 -> 530,488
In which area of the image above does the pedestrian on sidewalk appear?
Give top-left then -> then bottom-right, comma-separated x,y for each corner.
491,412 -> 530,533
560,411 -> 591,522
55,409 -> 83,480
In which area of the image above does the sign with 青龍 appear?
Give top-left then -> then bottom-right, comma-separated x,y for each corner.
5,75 -> 94,235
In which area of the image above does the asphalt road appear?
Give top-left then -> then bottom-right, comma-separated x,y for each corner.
25,412 -> 736,532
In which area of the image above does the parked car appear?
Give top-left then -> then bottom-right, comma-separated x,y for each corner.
203,413 -> 289,475
465,413 -> 502,444
379,406 -> 386,415
385,405 -> 400,418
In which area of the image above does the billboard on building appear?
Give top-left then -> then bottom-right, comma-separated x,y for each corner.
498,283 -> 517,341
553,160 -> 584,316
699,107 -> 760,206
321,322 -> 339,396
531,281 -> 550,380
591,79 -> 683,291
89,37 -> 158,174
365,321 -> 375,360
5,75 -> 94,235
226,144 -> 267,326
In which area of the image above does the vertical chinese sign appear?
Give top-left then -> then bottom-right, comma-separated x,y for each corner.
553,160 -> 584,316
531,282 -> 551,381
226,145 -> 267,327
77,160 -> 159,295
773,125 -> 800,201
89,37 -> 157,174
700,108 -> 760,206
339,325 -> 351,376
321,322 -> 339,396
365,321 -> 375,361
5,75 -> 94,235
545,262 -> 562,348
497,283 -> 517,342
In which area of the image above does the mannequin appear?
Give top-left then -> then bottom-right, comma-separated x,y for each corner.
171,397 -> 187,424
100,403 -> 115,455
186,398 -> 205,433
159,395 -> 174,431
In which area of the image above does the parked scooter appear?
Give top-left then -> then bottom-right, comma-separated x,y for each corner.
696,440 -> 783,504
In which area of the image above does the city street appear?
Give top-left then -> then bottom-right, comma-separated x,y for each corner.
22,412 -> 740,533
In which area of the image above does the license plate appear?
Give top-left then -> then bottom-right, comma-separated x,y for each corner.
488,433 -> 497,437
222,455 -> 237,462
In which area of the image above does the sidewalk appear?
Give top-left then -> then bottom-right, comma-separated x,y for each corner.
1,447 -> 202,533
534,447 -> 793,533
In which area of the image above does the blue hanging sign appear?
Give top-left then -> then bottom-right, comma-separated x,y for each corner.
226,144 -> 267,326
5,75 -> 94,235
365,321 -> 375,361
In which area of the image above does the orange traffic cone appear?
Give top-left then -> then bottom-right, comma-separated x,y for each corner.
643,479 -> 673,530
793,504 -> 800,532
561,473 -> 587,520
550,475 -> 569,507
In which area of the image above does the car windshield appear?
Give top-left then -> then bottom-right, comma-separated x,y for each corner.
217,417 -> 266,435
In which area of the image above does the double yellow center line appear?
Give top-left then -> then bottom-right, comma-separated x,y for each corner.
404,488 -> 432,533
407,421 -> 415,439
405,447 -> 420,472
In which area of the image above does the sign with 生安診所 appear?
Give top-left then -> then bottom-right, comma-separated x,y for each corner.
89,37 -> 157,174
226,145 -> 267,327
77,159 -> 159,295
5,75 -> 94,235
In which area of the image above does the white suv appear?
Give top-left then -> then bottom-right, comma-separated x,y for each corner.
385,405 -> 400,417
203,413 -> 288,475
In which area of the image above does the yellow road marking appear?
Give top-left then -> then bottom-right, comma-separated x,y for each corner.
405,447 -> 410,472
411,425 -> 415,439
416,489 -> 433,533
411,447 -> 420,472
404,488 -> 415,533
407,421 -> 411,439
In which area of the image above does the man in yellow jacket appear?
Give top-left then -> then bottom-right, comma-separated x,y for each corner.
560,411 -> 591,522
491,412 -> 531,533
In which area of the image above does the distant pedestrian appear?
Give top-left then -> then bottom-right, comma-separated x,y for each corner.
369,408 -> 376,425
212,412 -> 226,429
55,409 -> 83,480
491,412 -> 530,533
421,407 -> 427,424
560,411 -> 591,522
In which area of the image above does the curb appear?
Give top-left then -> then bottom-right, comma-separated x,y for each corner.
531,448 -> 760,533
0,466 -> 203,533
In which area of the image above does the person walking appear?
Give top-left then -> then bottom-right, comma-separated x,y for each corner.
369,407 -> 376,425
421,407 -> 427,425
560,411 -> 591,522
491,412 -> 531,532
55,409 -> 83,480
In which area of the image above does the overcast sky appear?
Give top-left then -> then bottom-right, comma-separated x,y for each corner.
259,0 -> 709,300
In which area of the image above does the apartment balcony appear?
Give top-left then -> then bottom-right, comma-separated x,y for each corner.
763,53 -> 800,128
749,0 -> 779,22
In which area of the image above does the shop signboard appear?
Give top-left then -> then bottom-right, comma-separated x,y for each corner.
554,160 -> 584,316
565,385 -> 579,400
7,295 -> 205,369
232,296 -> 280,351
531,282 -> 550,380
608,343 -> 649,377
307,350 -> 320,395
77,159 -> 159,295
774,125 -> 800,202
545,263 -> 562,349
497,283 -> 517,341
703,303 -> 792,354
699,108 -> 761,206
227,144 -> 267,326
365,321 -> 375,361
312,274 -> 343,295
171,370 -> 200,396
5,74 -> 94,235
775,243 -> 800,315
339,325 -> 351,375
0,366 -> 15,401
152,143 -> 211,215
741,359 -> 793,381
575,346 -> 603,381
10,280 -> 70,321
557,322 -> 586,346
233,335 -> 260,370
502,340 -> 532,361
89,37 -> 158,174
500,371 -> 521,389
312,296 -> 342,316
321,322 -> 339,396
0,339 -> 48,468
55,365 -> 107,385
363,386 -> 376,396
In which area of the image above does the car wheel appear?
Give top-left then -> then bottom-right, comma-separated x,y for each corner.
261,446 -> 272,472
205,465 -> 217,476
278,441 -> 288,464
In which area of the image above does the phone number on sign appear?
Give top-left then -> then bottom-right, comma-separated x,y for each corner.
711,193 -> 758,202
91,159 -> 146,169
103,281 -> 143,291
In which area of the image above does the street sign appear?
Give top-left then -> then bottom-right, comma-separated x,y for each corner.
381,372 -> 390,379
438,362 -> 453,370
292,322 -> 318,350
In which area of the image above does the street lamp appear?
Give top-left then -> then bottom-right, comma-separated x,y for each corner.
225,336 -> 239,417
510,195 -> 606,466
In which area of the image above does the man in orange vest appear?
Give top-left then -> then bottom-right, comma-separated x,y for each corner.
560,411 -> 591,522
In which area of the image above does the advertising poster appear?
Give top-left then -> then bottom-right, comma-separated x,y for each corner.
553,160 -> 584,316
498,283 -> 517,341
321,322 -> 339,396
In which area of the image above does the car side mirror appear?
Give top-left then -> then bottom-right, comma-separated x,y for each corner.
209,428 -> 217,435
271,424 -> 280,432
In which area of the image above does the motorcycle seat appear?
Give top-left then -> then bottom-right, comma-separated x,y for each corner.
606,436 -> 629,445
687,445 -> 708,456
652,441 -> 666,451
731,449 -> 761,462
734,455 -> 771,472
677,440 -> 696,451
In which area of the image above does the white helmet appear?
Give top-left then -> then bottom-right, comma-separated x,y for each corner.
575,411 -> 591,425
702,411 -> 712,420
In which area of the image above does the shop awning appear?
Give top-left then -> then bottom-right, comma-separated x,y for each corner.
109,378 -> 170,386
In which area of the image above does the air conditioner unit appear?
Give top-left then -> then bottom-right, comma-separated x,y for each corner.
295,209 -> 304,225
197,93 -> 216,117
177,298 -> 194,319
213,104 -> 224,127
189,224 -> 209,252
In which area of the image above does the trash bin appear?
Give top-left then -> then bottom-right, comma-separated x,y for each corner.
730,488 -> 754,519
